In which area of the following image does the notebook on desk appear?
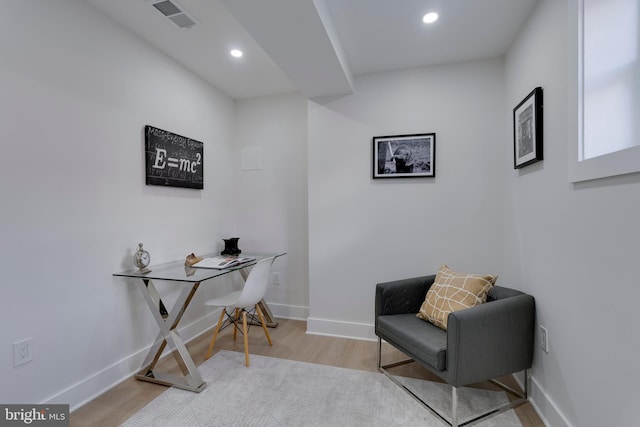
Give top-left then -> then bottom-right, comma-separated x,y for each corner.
192,255 -> 256,269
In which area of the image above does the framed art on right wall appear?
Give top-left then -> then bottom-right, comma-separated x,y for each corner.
513,87 -> 543,169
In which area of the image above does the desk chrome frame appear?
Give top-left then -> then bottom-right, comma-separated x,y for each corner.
114,253 -> 284,392
136,278 -> 205,392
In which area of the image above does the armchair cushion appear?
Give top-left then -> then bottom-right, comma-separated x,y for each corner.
377,314 -> 447,370
417,265 -> 497,330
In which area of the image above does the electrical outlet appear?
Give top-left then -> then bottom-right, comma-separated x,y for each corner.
272,272 -> 280,286
14,338 -> 33,367
540,326 -> 549,353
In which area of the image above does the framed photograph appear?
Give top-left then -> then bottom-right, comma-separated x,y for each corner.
513,87 -> 543,169
373,133 -> 435,179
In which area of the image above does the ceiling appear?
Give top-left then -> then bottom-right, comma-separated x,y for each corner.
83,0 -> 539,101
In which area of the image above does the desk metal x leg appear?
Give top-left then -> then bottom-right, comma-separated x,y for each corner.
135,279 -> 206,392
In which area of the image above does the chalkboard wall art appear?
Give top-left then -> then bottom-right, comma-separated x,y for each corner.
145,125 -> 204,189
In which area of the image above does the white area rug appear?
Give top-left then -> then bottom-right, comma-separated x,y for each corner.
121,350 -> 522,426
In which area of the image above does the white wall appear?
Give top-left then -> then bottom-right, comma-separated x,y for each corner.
307,59 -> 507,339
504,1 -> 640,426
233,93 -> 310,319
0,0 -> 238,408
5,1 -> 637,425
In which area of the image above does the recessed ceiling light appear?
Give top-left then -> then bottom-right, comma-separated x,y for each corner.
422,12 -> 438,24
230,49 -> 243,58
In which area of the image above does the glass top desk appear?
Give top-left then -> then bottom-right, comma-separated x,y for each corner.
113,252 -> 285,392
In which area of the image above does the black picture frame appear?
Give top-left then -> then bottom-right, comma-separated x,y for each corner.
373,133 -> 435,179
513,87 -> 543,169
144,125 -> 204,189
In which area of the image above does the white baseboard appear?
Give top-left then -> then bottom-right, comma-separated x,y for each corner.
306,317 -> 376,341
48,302 -> 308,412
266,302 -> 309,321
46,310 -> 219,412
528,374 -> 574,427
51,303 -> 570,427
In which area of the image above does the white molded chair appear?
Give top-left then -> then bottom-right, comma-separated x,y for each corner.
204,257 -> 275,366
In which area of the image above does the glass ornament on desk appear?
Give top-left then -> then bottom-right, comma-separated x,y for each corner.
221,237 -> 241,255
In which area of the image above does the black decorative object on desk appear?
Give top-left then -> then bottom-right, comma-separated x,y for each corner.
221,238 -> 241,255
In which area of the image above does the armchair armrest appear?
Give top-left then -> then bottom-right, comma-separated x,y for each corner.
446,293 -> 535,387
375,275 -> 436,318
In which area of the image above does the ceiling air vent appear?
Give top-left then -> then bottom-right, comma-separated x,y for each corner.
148,0 -> 197,29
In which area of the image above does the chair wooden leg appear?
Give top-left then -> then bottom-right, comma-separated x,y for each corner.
255,304 -> 272,346
242,311 -> 250,367
206,309 -> 226,360
233,308 -> 240,341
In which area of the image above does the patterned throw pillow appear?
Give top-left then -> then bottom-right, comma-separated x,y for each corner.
417,265 -> 497,330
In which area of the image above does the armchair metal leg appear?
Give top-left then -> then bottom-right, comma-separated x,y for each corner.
452,387 -> 458,427
377,338 -> 529,427
378,337 -> 450,425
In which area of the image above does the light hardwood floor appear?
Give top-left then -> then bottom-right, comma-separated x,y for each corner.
70,319 -> 544,426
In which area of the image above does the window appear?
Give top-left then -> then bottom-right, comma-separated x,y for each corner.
569,0 -> 640,182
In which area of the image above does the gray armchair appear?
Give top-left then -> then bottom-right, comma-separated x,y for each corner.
375,275 -> 535,427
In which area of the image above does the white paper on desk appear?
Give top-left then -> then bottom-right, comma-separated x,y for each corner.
192,256 -> 255,269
